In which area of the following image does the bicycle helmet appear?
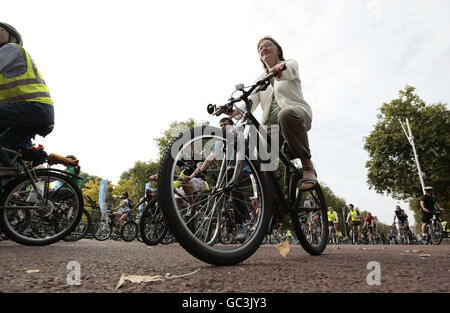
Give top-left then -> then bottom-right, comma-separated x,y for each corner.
0,22 -> 23,45
424,186 -> 433,191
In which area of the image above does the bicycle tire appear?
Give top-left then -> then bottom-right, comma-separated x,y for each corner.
158,126 -> 270,266
290,180 -> 328,255
64,209 -> 92,242
0,170 -> 84,246
121,221 -> 138,242
430,221 -> 443,245
139,203 -> 168,246
93,221 -> 111,241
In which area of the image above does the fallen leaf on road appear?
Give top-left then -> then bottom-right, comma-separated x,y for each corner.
411,250 -> 422,253
116,274 -> 164,289
165,268 -> 201,280
419,254 -> 431,257
275,240 -> 291,259
25,269 -> 40,274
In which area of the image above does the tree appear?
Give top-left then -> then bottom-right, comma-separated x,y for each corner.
154,118 -> 209,158
364,85 -> 449,226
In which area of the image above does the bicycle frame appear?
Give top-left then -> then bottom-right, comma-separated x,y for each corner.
213,85 -> 304,217
0,148 -> 82,210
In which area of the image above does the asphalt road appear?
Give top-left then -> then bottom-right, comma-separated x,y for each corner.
1,238 -> 449,295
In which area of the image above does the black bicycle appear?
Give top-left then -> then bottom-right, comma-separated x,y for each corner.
350,223 -> 361,245
398,222 -> 413,245
157,72 -> 327,266
63,208 -> 92,242
0,146 -> 84,246
139,198 -> 168,246
424,210 -> 444,245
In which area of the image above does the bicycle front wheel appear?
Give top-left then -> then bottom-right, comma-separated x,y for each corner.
0,170 -> 83,246
158,126 -> 270,266
430,221 -> 443,245
121,221 -> 138,242
93,221 -> 111,241
139,203 -> 168,246
290,180 -> 328,255
64,209 -> 92,242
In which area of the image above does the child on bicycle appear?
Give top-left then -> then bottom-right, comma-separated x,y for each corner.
112,192 -> 133,231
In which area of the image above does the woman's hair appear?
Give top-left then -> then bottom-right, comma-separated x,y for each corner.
219,117 -> 234,125
257,36 -> 285,70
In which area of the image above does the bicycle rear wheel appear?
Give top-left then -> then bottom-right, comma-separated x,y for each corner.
0,170 -> 83,246
290,180 -> 327,255
158,126 -> 270,266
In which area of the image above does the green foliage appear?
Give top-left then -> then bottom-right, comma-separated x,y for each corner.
79,172 -> 102,190
364,85 -> 449,225
154,118 -> 209,158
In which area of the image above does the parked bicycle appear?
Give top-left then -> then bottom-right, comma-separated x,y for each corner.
157,72 -> 328,266
0,145 -> 84,246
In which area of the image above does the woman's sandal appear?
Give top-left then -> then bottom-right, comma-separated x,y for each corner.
300,167 -> 318,191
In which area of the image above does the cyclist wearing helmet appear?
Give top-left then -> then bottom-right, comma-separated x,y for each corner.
420,186 -> 445,241
0,22 -> 54,174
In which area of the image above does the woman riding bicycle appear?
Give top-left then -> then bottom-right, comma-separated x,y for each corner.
0,22 -> 54,175
215,36 -> 317,191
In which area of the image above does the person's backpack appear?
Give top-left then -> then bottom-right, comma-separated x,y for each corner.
127,198 -> 133,209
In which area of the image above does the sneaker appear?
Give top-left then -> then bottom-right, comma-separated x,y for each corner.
236,224 -> 247,241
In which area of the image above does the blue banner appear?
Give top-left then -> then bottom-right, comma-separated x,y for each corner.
99,179 -> 107,212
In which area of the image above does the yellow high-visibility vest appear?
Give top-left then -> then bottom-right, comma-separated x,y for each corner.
0,44 -> 53,106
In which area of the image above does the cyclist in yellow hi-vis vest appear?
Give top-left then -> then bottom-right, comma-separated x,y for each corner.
327,207 -> 339,241
0,22 -> 54,175
346,204 -> 361,242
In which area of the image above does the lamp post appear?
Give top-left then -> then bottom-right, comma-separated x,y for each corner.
399,118 -> 426,194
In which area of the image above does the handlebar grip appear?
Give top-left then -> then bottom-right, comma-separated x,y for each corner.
47,153 -> 79,167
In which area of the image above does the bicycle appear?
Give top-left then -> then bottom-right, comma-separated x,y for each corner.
398,222 -> 412,245
328,223 -> 339,245
350,223 -> 361,245
63,208 -> 92,242
0,145 -> 84,246
424,210 -> 445,245
139,198 -> 168,246
157,72 -> 328,266
92,208 -> 136,241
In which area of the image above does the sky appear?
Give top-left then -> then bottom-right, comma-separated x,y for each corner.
4,0 -> 450,226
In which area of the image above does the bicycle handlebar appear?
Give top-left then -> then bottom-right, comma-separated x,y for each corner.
207,71 -> 277,116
